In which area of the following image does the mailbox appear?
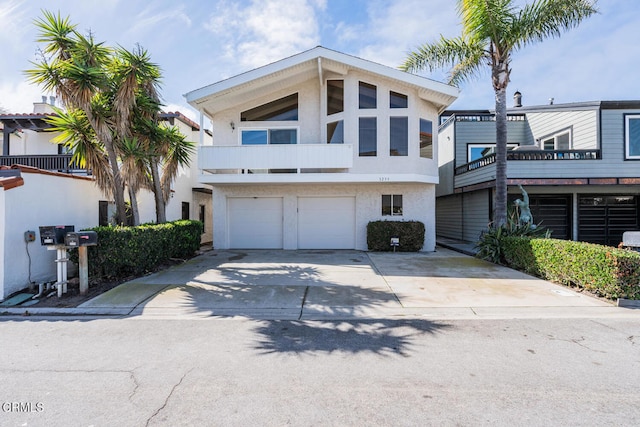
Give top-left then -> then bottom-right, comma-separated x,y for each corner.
65,231 -> 98,247
39,225 -> 74,246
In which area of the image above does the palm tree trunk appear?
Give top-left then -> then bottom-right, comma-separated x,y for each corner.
150,157 -> 166,223
128,186 -> 140,226
97,129 -> 128,226
494,86 -> 508,228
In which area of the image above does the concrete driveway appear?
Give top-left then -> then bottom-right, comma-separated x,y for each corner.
74,247 -> 628,320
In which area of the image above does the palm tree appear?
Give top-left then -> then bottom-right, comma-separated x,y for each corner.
27,10 -> 129,224
27,11 -> 190,225
401,0 -> 597,227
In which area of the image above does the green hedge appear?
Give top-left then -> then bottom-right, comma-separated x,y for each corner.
502,237 -> 640,300
70,220 -> 203,279
367,220 -> 425,252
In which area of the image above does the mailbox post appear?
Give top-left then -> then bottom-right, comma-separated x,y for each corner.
39,225 -> 74,297
65,231 -> 98,296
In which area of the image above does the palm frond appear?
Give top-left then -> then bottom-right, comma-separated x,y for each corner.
401,35 -> 487,85
33,10 -> 77,60
44,108 -> 113,194
513,0 -> 598,50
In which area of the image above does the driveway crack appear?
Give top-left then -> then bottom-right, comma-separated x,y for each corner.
146,369 -> 192,426
298,286 -> 310,320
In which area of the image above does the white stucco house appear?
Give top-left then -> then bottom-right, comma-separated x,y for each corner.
0,100 -> 212,301
185,47 -> 459,251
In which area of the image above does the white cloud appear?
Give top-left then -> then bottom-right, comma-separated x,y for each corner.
0,0 -> 31,51
338,0 -> 460,68
204,0 -> 321,70
0,79 -> 46,113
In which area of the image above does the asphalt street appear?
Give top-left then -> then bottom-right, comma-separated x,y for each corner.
1,316 -> 638,426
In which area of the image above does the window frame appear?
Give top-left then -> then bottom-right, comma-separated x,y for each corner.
390,116 -> 408,156
327,120 -> 344,144
420,118 -> 433,159
382,194 -> 403,216
326,80 -> 344,115
240,127 -> 299,145
539,127 -> 572,150
390,91 -> 408,109
625,114 -> 640,159
359,81 -> 377,109
358,117 -> 377,157
240,93 -> 298,122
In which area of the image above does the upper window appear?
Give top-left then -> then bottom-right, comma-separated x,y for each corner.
625,114 -> 640,159
241,94 -> 298,121
420,119 -> 433,159
359,117 -> 377,156
327,80 -> 344,115
327,120 -> 344,144
467,144 -> 518,162
390,117 -> 408,156
382,194 -> 403,216
390,91 -> 408,108
241,129 -> 297,145
540,129 -> 571,150
359,82 -> 377,109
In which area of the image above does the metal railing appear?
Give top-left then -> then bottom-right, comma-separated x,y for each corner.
454,149 -> 602,175
0,154 -> 87,173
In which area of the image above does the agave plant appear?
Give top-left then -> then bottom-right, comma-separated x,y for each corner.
476,208 -> 551,264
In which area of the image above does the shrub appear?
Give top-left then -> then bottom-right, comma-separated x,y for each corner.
502,237 -> 640,300
70,220 -> 203,279
475,210 -> 550,264
367,220 -> 425,252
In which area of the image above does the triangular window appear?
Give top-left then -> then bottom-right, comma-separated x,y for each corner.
241,93 -> 298,121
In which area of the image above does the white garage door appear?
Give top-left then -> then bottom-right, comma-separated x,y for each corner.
298,197 -> 355,249
228,197 -> 283,249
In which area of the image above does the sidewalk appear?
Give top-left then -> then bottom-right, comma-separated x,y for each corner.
2,247 -> 638,320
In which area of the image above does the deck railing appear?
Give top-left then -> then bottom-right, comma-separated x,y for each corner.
0,154 -> 88,173
454,149 -> 601,175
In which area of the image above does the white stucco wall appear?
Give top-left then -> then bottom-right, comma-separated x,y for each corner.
211,183 -> 435,252
204,70 -> 441,181
0,171 -> 104,300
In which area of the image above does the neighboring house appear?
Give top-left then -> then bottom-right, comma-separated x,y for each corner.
436,94 -> 640,247
0,99 -> 212,301
185,46 -> 459,251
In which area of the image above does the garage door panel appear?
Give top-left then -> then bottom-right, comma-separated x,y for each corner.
228,198 -> 283,249
298,197 -> 355,249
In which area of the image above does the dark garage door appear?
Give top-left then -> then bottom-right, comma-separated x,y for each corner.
508,194 -> 571,240
578,195 -> 639,246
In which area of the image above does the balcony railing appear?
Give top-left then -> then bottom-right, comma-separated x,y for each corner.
455,149 -> 602,175
0,154 -> 87,173
198,143 -> 354,171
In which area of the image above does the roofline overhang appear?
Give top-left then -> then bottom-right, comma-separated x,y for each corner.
185,46 -> 459,116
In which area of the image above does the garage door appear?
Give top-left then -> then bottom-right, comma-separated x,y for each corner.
298,197 -> 355,249
228,197 -> 283,248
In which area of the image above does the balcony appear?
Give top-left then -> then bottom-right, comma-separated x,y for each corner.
0,154 -> 88,173
455,149 -> 601,175
198,143 -> 354,172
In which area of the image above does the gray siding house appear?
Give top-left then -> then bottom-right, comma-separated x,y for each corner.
437,97 -> 640,247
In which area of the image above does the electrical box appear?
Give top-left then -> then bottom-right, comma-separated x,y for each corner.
39,225 -> 74,246
24,230 -> 36,243
65,231 -> 98,247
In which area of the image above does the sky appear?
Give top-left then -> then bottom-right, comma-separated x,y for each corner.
1,0 -> 638,122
